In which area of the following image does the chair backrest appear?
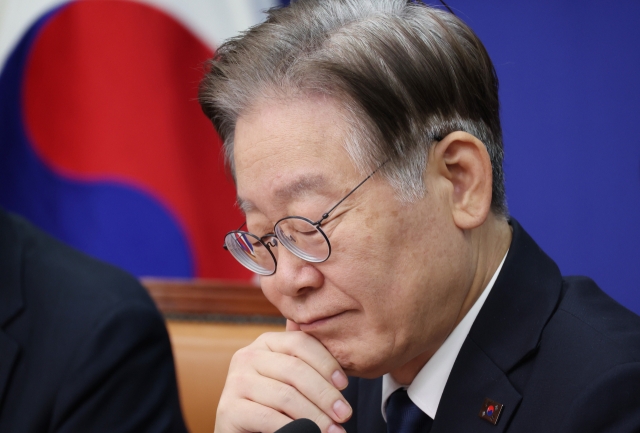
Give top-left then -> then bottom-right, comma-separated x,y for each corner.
143,279 -> 284,433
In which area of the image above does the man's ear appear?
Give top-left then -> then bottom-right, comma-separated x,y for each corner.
431,131 -> 493,230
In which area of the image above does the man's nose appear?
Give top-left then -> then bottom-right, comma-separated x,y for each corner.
271,245 -> 323,297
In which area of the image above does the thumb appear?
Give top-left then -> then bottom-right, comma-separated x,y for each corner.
286,319 -> 301,331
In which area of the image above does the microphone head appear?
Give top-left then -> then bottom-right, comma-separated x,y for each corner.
274,418 -> 321,433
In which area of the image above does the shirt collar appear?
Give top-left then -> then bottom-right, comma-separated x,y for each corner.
381,251 -> 508,420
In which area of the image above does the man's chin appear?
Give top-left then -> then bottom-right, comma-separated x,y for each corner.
323,341 -> 391,378
342,366 -> 389,379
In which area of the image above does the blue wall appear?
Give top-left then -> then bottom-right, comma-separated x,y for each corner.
277,1 -> 640,313
452,1 -> 640,314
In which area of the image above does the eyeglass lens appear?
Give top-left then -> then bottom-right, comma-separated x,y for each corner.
224,231 -> 276,275
274,217 -> 330,263
225,217 -> 330,275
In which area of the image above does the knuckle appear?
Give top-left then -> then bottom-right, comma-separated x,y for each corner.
276,382 -> 297,405
254,332 -> 269,344
320,358 -> 339,374
215,400 -> 233,421
223,368 -> 256,399
313,412 -> 333,432
283,354 -> 304,374
228,371 -> 249,390
316,384 -> 337,404
232,345 -> 260,366
256,331 -> 278,344
256,404 -> 272,426
216,397 -> 243,427
230,347 -> 249,364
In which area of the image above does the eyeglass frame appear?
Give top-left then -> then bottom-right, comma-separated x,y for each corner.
223,161 -> 388,276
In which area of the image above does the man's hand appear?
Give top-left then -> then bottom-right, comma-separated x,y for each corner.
214,325 -> 352,433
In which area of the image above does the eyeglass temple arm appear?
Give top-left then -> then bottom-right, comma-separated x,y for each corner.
314,160 -> 389,225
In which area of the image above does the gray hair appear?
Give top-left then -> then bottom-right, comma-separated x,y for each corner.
200,0 -> 507,215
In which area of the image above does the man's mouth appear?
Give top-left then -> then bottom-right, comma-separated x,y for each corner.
295,311 -> 346,331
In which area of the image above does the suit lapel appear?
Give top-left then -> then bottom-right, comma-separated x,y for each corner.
355,378 -> 386,433
0,209 -> 25,407
470,219 -> 563,373
433,219 -> 563,431
431,340 -> 521,432
0,334 -> 19,409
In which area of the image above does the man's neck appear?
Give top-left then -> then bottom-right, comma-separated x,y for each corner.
455,215 -> 512,328
389,215 -> 512,385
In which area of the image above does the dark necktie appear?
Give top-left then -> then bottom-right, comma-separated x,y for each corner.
386,388 -> 433,433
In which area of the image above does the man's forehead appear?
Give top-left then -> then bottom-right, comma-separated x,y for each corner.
233,95 -> 357,215
236,173 -> 330,214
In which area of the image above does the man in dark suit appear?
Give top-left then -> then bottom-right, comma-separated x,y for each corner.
196,1 -> 640,432
341,218 -> 640,432
0,208 -> 188,432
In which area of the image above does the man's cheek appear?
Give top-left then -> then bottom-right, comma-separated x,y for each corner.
259,280 -> 281,308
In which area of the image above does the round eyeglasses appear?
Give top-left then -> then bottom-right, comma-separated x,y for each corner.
223,163 -> 386,276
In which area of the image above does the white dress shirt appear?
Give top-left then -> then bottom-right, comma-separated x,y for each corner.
381,252 -> 508,420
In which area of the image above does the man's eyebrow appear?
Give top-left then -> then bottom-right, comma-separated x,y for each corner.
236,197 -> 253,214
274,174 -> 328,200
236,174 -> 328,214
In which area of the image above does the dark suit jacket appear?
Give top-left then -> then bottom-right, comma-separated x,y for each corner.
342,219 -> 640,433
0,210 -> 188,432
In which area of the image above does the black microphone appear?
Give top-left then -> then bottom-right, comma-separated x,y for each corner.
274,418 -> 321,433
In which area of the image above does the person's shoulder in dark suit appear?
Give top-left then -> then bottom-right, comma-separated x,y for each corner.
444,223 -> 640,432
0,209 -> 188,433
530,275 -> 640,432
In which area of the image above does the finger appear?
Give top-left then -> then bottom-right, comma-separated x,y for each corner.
216,398 -> 292,433
242,374 -> 344,433
253,351 -> 352,423
259,332 -> 349,390
229,347 -> 350,423
286,319 -> 301,331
